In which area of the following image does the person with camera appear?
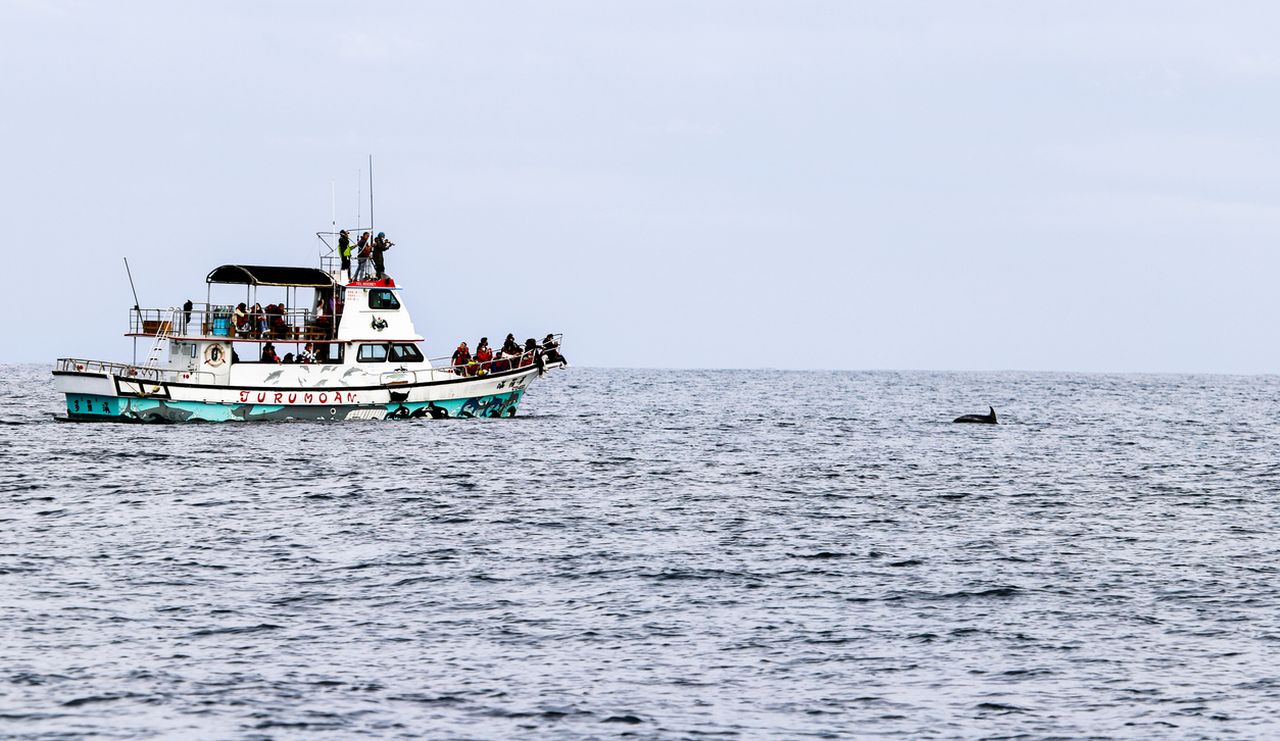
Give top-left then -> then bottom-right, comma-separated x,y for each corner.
372,231 -> 393,280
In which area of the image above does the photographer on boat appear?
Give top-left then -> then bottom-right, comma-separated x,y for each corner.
541,334 -> 564,364
372,231 -> 393,280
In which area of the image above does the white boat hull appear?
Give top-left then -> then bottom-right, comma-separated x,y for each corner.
52,362 -> 558,422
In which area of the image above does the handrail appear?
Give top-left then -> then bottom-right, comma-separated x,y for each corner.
426,334 -> 564,377
54,358 -> 219,385
55,333 -> 564,386
128,303 -> 341,342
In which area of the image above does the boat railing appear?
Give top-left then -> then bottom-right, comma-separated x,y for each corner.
129,304 -> 340,341
55,358 -> 220,385
422,334 -> 564,378
316,229 -> 372,277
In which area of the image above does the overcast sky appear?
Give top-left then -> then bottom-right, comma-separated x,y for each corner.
3,1 -> 1278,371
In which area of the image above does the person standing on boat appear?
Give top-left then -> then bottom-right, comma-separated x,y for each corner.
372,232 -> 392,280
337,230 -> 352,276
182,299 -> 193,333
355,231 -> 372,280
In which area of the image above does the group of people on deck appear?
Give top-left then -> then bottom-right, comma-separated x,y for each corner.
259,342 -> 318,365
450,334 -> 561,376
231,302 -> 290,339
337,229 -> 393,281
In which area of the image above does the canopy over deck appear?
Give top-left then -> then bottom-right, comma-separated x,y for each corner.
206,265 -> 335,287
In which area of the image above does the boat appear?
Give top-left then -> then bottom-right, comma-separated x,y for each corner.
51,233 -> 567,422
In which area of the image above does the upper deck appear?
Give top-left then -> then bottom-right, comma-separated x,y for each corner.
127,261 -> 412,344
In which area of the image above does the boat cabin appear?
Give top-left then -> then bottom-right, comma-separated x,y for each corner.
125,264 -> 429,383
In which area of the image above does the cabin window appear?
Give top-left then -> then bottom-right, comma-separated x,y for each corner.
389,343 -> 424,363
368,289 -> 400,310
317,343 -> 344,364
358,343 -> 389,362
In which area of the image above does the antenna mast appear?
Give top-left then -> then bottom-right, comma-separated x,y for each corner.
123,258 -> 143,365
356,168 -> 362,229
368,154 -> 375,236
123,257 -> 142,316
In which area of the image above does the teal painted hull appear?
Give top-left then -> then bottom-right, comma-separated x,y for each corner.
63,390 -> 526,423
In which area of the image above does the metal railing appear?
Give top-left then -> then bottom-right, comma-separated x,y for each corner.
317,229 -> 373,277
129,304 -> 341,341
55,358 -> 219,385
425,334 -> 564,377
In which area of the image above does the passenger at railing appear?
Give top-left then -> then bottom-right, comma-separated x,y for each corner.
251,303 -> 267,337
474,337 -> 493,374
521,338 -> 538,367
451,341 -> 471,375
269,303 -> 289,340
261,342 -> 280,364
372,231 -> 393,280
492,349 -> 512,373
338,229 -> 352,276
183,299 -> 193,333
502,333 -> 521,357
282,352 -> 295,364
541,334 -> 563,364
300,342 -> 317,364
355,231 -> 372,280
232,303 -> 250,336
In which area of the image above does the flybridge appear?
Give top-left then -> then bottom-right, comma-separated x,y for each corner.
126,263 -> 397,348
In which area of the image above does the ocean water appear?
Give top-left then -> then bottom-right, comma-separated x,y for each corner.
3,364 -> 1280,738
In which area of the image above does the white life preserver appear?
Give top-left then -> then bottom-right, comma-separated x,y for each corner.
204,343 -> 226,367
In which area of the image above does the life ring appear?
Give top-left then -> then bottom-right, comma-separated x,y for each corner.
204,343 -> 226,367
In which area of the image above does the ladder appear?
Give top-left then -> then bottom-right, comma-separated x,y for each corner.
143,308 -> 177,370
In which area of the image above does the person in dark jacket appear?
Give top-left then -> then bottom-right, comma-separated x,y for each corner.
338,230 -> 352,275
541,334 -> 563,364
372,232 -> 392,279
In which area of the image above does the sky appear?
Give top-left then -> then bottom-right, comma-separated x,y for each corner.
2,0 -> 1279,372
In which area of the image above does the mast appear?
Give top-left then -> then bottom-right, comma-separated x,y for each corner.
368,154 -> 375,236
123,258 -> 142,365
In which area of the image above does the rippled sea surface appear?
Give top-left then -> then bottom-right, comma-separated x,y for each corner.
4,364 -> 1280,738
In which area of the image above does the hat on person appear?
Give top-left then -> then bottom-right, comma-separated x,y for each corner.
377,232 -> 385,237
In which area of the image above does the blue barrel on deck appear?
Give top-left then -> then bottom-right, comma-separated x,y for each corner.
212,316 -> 230,336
